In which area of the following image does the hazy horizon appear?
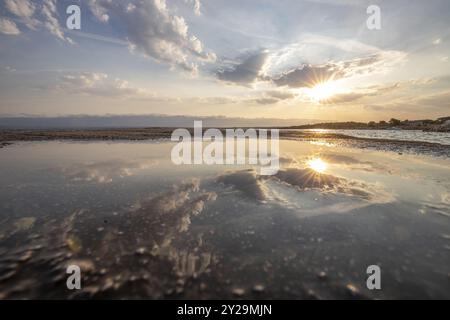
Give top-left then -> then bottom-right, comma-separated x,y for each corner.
0,113 -> 324,128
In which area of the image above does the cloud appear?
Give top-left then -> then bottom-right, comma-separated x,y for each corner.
275,168 -> 344,190
217,170 -> 268,201
87,0 -> 216,75
215,34 -> 406,90
335,52 -> 406,78
88,0 -> 109,22
364,90 -> 450,114
251,90 -> 296,105
216,51 -> 269,85
41,0 -> 72,43
265,90 -> 296,100
253,98 -> 279,105
274,168 -> 374,199
414,91 -> 450,109
269,52 -> 405,89
5,0 -> 35,17
4,0 -> 38,29
317,82 -> 401,105
57,72 -> 155,99
0,18 -> 20,35
271,64 -> 343,88
3,0 -> 72,42
62,159 -> 158,184
184,0 -> 202,16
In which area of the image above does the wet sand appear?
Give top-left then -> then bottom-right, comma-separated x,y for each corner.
1,128 -> 449,157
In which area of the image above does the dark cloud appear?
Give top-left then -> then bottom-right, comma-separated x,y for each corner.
265,52 -> 405,89
254,98 -> 279,105
216,51 -> 269,85
271,64 -> 344,88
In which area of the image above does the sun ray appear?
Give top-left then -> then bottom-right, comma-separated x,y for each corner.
307,158 -> 328,173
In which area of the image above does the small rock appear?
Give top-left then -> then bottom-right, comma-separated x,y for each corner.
18,251 -> 33,262
252,284 -> 265,293
345,283 -> 360,297
135,247 -> 146,255
232,288 -> 245,297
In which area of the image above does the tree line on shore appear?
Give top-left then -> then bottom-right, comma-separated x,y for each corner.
288,116 -> 450,131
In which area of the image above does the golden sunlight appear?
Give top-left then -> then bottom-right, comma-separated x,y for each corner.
308,81 -> 341,102
307,158 -> 328,173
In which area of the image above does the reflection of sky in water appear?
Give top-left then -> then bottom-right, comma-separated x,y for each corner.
0,141 -> 449,299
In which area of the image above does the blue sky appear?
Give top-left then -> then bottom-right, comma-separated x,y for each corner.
0,0 -> 449,121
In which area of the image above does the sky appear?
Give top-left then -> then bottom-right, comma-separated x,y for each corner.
0,0 -> 449,122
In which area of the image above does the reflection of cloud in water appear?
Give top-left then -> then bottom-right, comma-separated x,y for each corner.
51,179 -> 218,296
134,179 -> 217,276
217,170 -> 268,201
275,168 -> 344,190
61,159 -> 158,183
215,167 -> 392,213
421,192 -> 450,218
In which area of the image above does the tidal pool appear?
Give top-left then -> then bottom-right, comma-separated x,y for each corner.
0,140 -> 449,299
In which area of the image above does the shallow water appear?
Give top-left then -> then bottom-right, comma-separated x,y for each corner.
298,129 -> 450,145
0,140 -> 449,299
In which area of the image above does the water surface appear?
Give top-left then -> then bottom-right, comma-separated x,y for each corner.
0,140 -> 449,299
297,129 -> 450,145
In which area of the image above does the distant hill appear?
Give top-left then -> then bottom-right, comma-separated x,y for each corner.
0,114 -> 321,129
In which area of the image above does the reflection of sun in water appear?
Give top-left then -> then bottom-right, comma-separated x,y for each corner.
308,80 -> 341,102
307,158 -> 328,173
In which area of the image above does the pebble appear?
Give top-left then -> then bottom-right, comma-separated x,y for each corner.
345,284 -> 360,297
252,284 -> 265,293
135,247 -> 146,255
232,288 -> 245,297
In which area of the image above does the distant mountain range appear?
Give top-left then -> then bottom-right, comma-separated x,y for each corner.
0,114 -> 321,129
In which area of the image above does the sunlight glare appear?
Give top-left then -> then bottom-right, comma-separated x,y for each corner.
308,81 -> 341,102
307,158 -> 328,173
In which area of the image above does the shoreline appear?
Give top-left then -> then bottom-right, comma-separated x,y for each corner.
1,128 -> 449,158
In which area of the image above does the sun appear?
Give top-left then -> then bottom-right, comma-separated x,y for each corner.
307,158 -> 328,173
308,80 -> 341,102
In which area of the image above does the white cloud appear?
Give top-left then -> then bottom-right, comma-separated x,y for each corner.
88,0 -> 110,22
185,0 -> 202,16
5,0 -> 35,17
41,0 -> 73,43
0,18 -> 20,35
4,0 -> 38,29
87,0 -> 215,75
57,72 -> 156,99
3,0 -> 72,42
